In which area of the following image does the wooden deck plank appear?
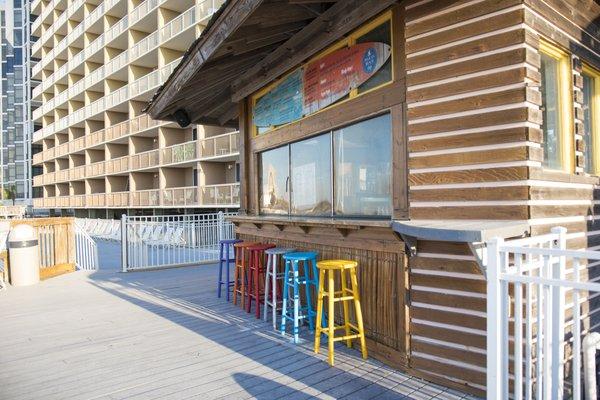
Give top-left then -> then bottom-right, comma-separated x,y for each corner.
0,257 -> 478,400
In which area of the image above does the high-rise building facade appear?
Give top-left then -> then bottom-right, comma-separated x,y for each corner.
0,0 -> 37,206
30,0 -> 239,218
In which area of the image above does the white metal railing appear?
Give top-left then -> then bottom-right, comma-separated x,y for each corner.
74,222 -> 99,270
121,212 -> 236,272
199,131 -> 239,159
487,227 -> 600,400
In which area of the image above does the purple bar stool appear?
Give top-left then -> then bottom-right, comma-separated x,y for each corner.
217,238 -> 242,301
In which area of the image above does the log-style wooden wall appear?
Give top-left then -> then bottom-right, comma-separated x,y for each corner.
404,0 -> 600,394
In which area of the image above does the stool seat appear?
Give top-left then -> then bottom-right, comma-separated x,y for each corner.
265,247 -> 295,255
317,260 -> 358,270
284,251 -> 318,261
247,243 -> 276,252
234,242 -> 259,248
221,238 -> 242,245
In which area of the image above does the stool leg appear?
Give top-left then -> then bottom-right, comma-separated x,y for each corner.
271,255 -> 278,329
303,260 -> 315,332
233,254 -> 239,305
254,252 -> 261,319
327,269 -> 335,366
340,269 -> 351,348
264,254 -> 271,322
314,268 -> 325,355
280,259 -> 290,336
240,252 -> 246,309
217,244 -> 223,298
350,269 -> 367,359
293,260 -> 300,344
225,245 -> 231,302
246,252 -> 254,314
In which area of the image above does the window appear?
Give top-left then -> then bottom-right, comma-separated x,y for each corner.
290,134 -> 331,216
333,114 -> 392,216
582,65 -> 600,174
259,113 -> 392,218
539,41 -> 573,171
260,145 -> 289,215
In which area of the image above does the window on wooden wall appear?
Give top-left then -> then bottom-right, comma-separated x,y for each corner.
258,113 -> 392,218
539,41 -> 574,171
582,64 -> 600,175
251,11 -> 393,136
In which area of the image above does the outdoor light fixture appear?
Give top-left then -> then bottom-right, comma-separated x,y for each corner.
173,109 -> 191,128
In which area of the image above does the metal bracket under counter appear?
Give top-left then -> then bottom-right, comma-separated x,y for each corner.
392,219 -> 530,275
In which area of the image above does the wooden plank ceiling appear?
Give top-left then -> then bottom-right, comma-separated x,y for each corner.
147,0 -> 397,127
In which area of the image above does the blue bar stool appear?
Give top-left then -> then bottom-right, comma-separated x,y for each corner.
280,251 -> 319,343
217,238 -> 242,301
264,247 -> 295,329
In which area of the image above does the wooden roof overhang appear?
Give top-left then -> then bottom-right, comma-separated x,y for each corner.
146,0 -> 399,127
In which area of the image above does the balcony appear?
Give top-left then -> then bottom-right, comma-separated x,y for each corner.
199,131 -> 239,160
162,141 -> 196,165
105,156 -> 129,175
200,183 -> 240,207
162,186 -> 198,207
130,149 -> 160,170
34,59 -> 180,142
130,189 -> 160,207
32,183 -> 240,209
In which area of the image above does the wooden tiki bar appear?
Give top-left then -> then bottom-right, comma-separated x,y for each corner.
147,0 -> 600,395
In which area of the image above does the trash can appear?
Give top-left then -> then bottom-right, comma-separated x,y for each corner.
8,224 -> 40,286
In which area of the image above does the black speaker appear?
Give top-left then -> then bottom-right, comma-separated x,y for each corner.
173,109 -> 191,128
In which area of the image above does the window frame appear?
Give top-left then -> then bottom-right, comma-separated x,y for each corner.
258,112 -> 392,219
250,10 -> 394,137
582,63 -> 600,175
539,40 -> 574,172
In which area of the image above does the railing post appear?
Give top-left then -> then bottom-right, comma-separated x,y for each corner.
486,237 -> 504,400
121,214 -> 127,273
551,226 -> 567,398
217,211 -> 224,242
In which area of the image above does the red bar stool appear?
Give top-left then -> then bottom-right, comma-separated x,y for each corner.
233,241 -> 258,309
246,243 -> 275,318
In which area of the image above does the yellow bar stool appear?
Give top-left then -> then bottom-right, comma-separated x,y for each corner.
314,259 -> 367,366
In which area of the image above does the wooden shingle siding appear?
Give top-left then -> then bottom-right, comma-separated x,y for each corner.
404,0 -> 540,394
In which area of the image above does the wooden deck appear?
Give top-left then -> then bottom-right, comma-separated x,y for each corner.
0,257 -> 480,400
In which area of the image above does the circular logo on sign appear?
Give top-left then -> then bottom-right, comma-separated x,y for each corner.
362,47 -> 378,74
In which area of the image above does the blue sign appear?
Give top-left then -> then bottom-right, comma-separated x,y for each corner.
253,69 -> 303,128
362,47 -> 378,74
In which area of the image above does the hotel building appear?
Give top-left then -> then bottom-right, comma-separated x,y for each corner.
30,0 -> 239,218
1,0 -> 37,206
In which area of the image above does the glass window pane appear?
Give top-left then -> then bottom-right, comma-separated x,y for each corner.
290,134 -> 332,216
583,73 -> 595,173
540,53 -> 562,169
333,114 -> 392,217
259,146 -> 289,214
356,21 -> 392,94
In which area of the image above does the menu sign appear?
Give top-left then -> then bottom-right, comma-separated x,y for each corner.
253,42 -> 391,129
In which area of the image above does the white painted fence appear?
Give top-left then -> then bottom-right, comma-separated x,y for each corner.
121,212 -> 236,272
74,222 -> 99,271
487,227 -> 600,399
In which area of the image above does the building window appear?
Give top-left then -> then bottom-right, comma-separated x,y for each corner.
259,113 -> 391,218
539,41 -> 573,171
582,65 -> 600,174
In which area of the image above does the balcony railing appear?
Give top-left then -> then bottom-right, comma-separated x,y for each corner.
130,189 -> 160,207
34,58 -> 180,141
163,186 -> 198,207
200,183 -> 240,206
162,140 -> 196,165
70,166 -> 86,180
86,161 -> 105,178
130,149 -> 160,170
199,131 -> 239,159
32,183 -> 240,209
105,156 -> 129,175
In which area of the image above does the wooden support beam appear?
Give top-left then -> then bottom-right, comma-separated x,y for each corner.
148,0 -> 265,120
231,0 -> 397,102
